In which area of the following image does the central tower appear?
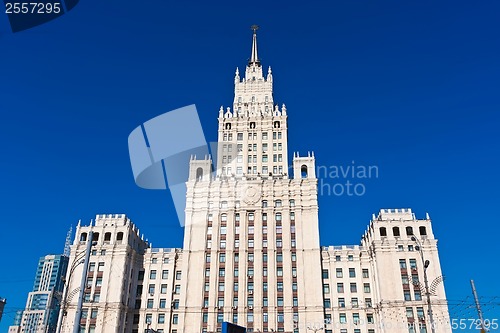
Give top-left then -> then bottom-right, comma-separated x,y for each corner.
216,25 -> 289,179
180,27 -> 324,333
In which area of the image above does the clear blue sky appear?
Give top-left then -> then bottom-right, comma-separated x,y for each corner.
1,1 -> 499,332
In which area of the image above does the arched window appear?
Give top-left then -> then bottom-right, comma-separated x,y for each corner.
275,200 -> 282,208
392,227 -> 400,237
196,168 -> 203,181
92,232 -> 100,242
116,232 -> 124,244
406,227 -> 413,236
275,213 -> 282,221
301,165 -> 308,179
379,227 -> 387,237
262,200 -> 268,208
249,122 -> 256,129
104,232 -> 111,242
252,96 -> 255,102
274,121 -> 280,128
80,232 -> 87,242
221,214 -> 227,222
419,226 -> 427,236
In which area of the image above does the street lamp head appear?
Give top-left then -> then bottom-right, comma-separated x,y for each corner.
411,236 -> 417,242
415,245 -> 420,251
424,260 -> 430,268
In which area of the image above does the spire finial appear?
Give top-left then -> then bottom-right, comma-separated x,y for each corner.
249,25 -> 261,66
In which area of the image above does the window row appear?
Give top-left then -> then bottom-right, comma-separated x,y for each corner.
203,312 -> 287,324
379,226 -> 427,237
209,212 -> 295,223
205,281 -> 298,293
323,297 -> 372,308
142,313 -> 178,325
321,282 -> 372,293
79,231 -> 124,243
205,238 -> 297,253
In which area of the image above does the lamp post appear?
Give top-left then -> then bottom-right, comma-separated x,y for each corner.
307,326 -> 324,333
55,231 -> 94,333
411,236 -> 436,333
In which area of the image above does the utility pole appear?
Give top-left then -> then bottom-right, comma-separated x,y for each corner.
470,280 -> 487,333
72,231 -> 94,333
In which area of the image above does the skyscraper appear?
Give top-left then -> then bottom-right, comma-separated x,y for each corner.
10,254 -> 69,333
61,28 -> 451,333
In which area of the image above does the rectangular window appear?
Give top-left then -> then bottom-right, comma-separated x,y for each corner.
365,298 -> 372,308
364,283 -> 371,293
161,284 -> 167,293
351,297 -> 359,308
409,259 -> 417,269
362,269 -> 369,278
399,259 -> 407,269
324,298 -> 331,308
158,314 -> 165,324
162,270 -> 168,279
336,268 -> 343,278
323,284 -> 330,293
349,268 -> 356,278
337,283 -> 344,293
150,270 -> 157,279
350,283 -> 357,293
338,298 -> 345,308
322,269 -> 329,279
160,299 -> 166,308
147,299 -> 154,308
339,313 -> 347,324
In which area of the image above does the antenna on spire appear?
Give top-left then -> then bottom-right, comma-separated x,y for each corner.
249,25 -> 261,66
63,225 -> 72,257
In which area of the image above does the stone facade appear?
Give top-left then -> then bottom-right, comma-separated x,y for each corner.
60,30 -> 451,333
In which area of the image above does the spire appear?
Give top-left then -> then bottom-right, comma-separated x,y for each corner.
249,25 -> 261,66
